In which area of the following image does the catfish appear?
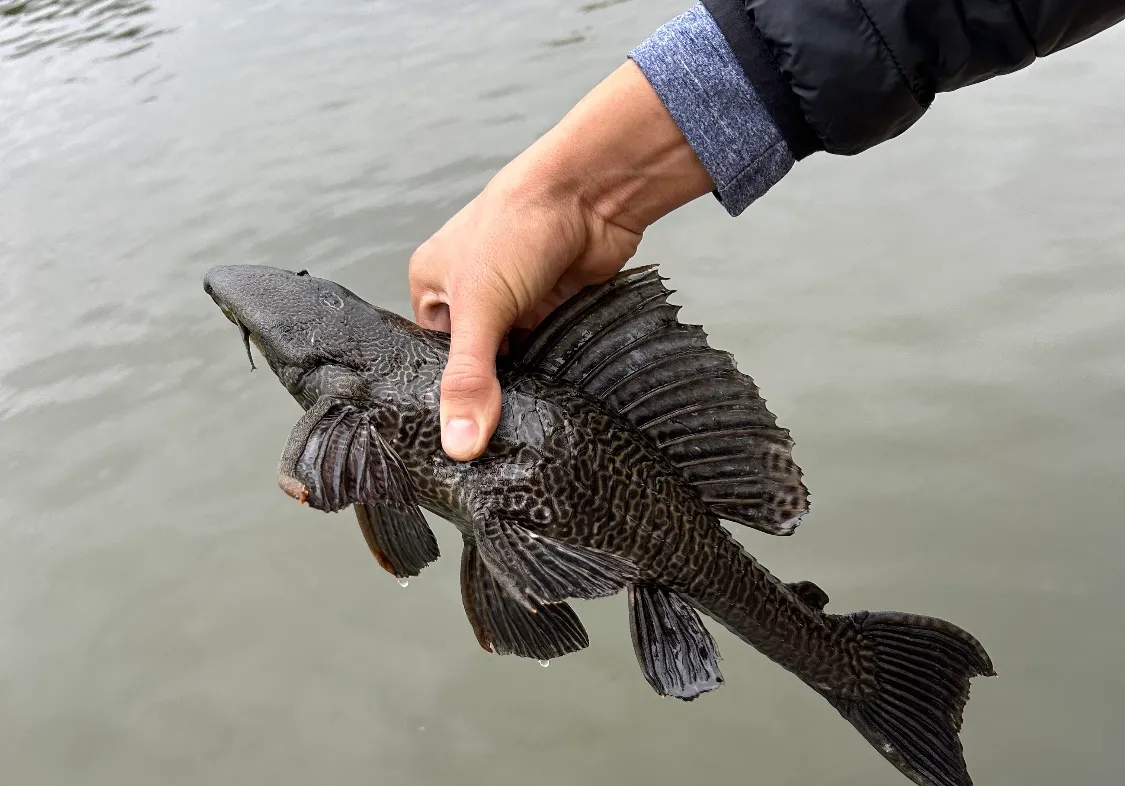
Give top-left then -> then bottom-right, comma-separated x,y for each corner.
204,264 -> 994,786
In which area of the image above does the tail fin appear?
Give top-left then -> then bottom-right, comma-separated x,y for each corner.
824,611 -> 995,786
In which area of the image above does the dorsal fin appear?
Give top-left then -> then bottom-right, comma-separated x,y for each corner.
513,266 -> 809,535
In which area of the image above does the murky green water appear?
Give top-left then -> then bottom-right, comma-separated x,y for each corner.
3,2 -> 1124,784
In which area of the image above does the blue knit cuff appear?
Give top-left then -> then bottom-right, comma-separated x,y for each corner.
629,3 -> 794,216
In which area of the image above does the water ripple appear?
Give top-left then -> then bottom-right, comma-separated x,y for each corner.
0,0 -> 174,61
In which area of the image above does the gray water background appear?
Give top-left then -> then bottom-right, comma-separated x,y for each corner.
2,1 -> 1124,784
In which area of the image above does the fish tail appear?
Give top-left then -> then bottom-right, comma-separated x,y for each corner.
819,611 -> 995,786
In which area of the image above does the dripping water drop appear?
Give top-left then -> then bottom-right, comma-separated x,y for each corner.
538,660 -> 549,668
397,578 -> 409,588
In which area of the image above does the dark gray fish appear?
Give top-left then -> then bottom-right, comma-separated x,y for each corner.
204,264 -> 995,786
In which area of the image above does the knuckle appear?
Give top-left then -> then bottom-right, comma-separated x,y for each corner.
440,363 -> 496,400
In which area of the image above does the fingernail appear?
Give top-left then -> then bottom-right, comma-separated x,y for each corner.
443,417 -> 479,459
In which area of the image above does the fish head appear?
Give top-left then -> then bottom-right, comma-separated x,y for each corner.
203,264 -> 419,398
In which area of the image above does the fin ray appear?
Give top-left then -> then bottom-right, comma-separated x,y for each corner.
615,371 -> 735,416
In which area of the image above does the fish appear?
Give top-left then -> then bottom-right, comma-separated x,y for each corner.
203,263 -> 995,786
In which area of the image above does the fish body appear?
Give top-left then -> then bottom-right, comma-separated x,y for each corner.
204,264 -> 994,786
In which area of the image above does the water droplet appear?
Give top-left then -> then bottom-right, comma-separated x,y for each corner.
397,578 -> 409,588
538,660 -> 550,668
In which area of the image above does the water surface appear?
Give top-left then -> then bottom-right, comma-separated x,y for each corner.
3,2 -> 1124,784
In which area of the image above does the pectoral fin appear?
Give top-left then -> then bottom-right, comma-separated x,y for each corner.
474,517 -> 637,608
628,584 -> 723,701
460,540 -> 589,660
355,503 -> 439,579
278,398 -> 423,515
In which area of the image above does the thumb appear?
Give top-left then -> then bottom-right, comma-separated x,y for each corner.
439,295 -> 510,461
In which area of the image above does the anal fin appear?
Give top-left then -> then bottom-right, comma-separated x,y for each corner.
355,503 -> 439,579
476,517 -> 637,607
460,540 -> 589,660
628,584 -> 723,701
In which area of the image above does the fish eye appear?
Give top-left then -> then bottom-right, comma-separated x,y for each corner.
295,269 -> 310,277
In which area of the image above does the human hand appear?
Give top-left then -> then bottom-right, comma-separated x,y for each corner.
408,166 -> 638,461
410,61 -> 714,461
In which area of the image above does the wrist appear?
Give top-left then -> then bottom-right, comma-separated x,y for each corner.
512,61 -> 715,237
630,3 -> 797,217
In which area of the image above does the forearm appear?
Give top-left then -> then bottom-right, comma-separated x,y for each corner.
522,61 -> 717,236
501,3 -> 797,229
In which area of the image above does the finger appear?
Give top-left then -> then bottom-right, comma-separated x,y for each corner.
409,239 -> 449,327
416,291 -> 451,333
439,294 -> 512,461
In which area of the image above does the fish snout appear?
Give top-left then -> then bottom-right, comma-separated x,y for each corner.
203,266 -> 250,325
202,265 -> 237,303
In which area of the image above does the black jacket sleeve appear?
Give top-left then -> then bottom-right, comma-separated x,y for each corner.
701,0 -> 1125,157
